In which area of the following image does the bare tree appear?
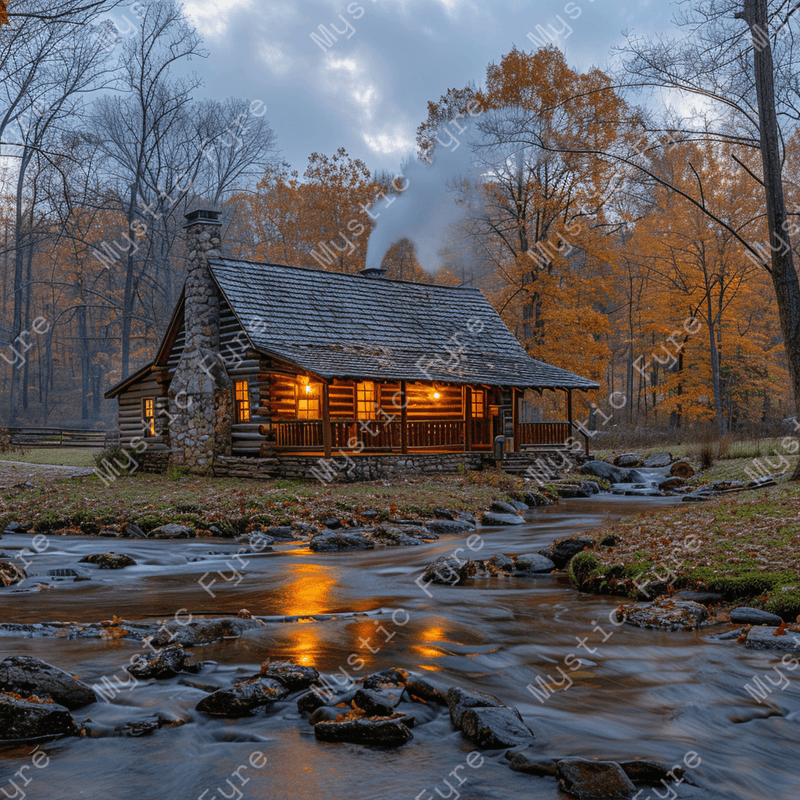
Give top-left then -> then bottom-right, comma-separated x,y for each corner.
92,0 -> 206,377
3,21 -> 109,420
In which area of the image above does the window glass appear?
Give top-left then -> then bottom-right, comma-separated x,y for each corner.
356,381 -> 377,419
471,389 -> 486,418
143,398 -> 156,436
297,382 -> 321,419
235,381 -> 251,423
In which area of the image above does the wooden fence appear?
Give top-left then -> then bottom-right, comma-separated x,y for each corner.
2,427 -> 118,449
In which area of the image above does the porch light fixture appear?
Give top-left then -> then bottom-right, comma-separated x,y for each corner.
305,385 -> 313,394
433,392 -> 441,399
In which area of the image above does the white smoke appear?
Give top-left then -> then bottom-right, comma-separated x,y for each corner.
364,124 -> 479,274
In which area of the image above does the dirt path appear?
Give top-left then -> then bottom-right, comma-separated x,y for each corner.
0,460 -> 94,488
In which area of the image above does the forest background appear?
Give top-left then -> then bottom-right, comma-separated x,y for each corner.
1,0 -> 795,440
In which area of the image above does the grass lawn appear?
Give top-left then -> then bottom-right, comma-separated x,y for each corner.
567,481 -> 800,619
0,448 -> 99,467
0,469 -> 545,538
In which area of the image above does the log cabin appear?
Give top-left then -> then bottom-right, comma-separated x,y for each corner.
105,209 -> 599,479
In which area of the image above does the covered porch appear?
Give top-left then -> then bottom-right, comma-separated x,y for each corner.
245,371 -> 589,458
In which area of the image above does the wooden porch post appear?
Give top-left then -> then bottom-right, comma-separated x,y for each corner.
400,380 -> 408,454
464,385 -> 472,452
322,382 -> 332,458
566,389 -> 573,426
511,387 -> 520,453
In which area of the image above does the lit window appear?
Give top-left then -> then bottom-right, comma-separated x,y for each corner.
297,382 -> 321,419
356,381 -> 377,419
142,398 -> 156,437
471,390 -> 485,418
235,381 -> 251,423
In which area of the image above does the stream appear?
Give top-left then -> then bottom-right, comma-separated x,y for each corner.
0,494 -> 797,799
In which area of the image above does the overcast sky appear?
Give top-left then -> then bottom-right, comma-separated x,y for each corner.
180,0 -> 676,176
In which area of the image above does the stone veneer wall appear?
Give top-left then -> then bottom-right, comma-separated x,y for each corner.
214,453 -> 489,481
168,217 -> 233,472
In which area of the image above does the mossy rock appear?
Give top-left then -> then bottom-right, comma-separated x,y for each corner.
79,553 -> 137,569
763,588 -> 800,620
703,572 -> 790,599
568,552 -> 601,590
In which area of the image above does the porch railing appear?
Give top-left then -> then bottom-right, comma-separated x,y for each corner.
275,419 -> 587,453
275,419 -> 464,451
517,421 -> 589,454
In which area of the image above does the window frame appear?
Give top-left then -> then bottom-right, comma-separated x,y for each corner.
142,397 -> 156,437
356,380 -> 377,420
234,380 -> 251,423
471,389 -> 486,419
296,382 -> 321,419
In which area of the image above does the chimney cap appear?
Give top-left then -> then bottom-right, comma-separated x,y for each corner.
360,267 -> 387,279
184,208 -> 222,227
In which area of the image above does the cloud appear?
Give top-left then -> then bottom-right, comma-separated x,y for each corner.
184,0 -> 677,176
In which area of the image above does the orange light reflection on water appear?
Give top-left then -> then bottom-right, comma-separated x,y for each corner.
281,564 -> 336,666
412,624 -> 448,666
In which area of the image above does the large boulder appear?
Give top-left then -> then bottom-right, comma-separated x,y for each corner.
554,483 -> 592,499
490,500 -> 520,515
128,645 -> 196,679
508,751 -> 559,776
309,530 -> 374,552
745,626 -> 800,652
446,686 -> 505,729
643,453 -> 673,468
314,715 -> 413,746
258,662 -> 319,691
369,526 -> 424,547
489,553 -> 515,573
481,512 -> 525,526
730,607 -> 783,626
557,758 -> 637,800
0,693 -> 79,740
619,760 -> 684,784
79,552 -> 136,569
0,561 -> 26,587
354,687 -> 403,717
613,453 -> 643,468
265,526 -> 297,541
618,598 -> 709,631
195,677 -> 288,717
423,519 -> 474,535
0,656 -> 96,709
148,523 -> 194,539
514,553 -> 556,574
539,537 -> 594,569
579,461 -> 627,484
406,678 -> 447,705
361,669 -> 406,690
422,555 -> 472,585
459,706 -> 535,748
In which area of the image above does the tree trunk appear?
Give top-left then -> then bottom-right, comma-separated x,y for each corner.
738,0 -> 800,478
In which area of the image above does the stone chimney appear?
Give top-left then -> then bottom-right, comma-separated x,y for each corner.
167,209 -> 232,472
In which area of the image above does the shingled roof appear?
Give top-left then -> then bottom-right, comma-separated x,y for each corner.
210,259 -> 598,391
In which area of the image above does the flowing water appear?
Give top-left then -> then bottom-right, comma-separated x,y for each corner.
0,495 -> 796,799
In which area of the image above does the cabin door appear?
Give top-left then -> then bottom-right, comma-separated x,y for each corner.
469,389 -> 490,446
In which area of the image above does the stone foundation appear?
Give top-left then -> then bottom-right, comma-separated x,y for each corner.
214,453 -> 489,482
139,451 -> 169,473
